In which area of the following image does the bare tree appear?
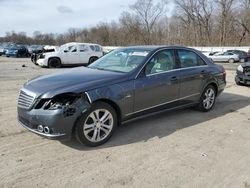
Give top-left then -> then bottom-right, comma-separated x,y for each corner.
1,0 -> 249,47
128,0 -> 167,44
174,0 -> 214,46
216,0 -> 236,46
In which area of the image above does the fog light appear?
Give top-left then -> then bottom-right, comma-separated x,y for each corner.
37,125 -> 43,132
44,126 -> 50,134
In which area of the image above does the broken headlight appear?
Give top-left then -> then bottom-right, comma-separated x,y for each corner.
34,93 -> 81,110
237,65 -> 243,72
45,93 -> 80,110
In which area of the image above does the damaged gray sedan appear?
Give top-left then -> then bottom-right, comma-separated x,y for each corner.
17,46 -> 226,146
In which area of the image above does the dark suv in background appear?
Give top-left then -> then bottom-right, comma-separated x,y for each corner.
17,46 -> 226,146
5,44 -> 29,57
227,50 -> 249,62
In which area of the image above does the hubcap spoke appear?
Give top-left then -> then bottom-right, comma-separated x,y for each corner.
84,123 -> 95,130
100,111 -> 110,123
101,123 -> 111,130
100,127 -> 110,135
97,129 -> 101,141
89,112 -> 98,123
91,128 -> 98,141
84,127 -> 95,134
93,110 -> 100,121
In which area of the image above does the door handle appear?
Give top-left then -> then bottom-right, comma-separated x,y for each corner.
200,70 -> 207,74
170,76 -> 178,82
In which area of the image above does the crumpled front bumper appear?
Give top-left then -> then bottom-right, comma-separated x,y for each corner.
17,97 -> 91,140
37,58 -> 48,67
235,71 -> 250,85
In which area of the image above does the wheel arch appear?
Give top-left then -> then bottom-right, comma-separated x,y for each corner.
204,81 -> 218,96
48,56 -> 61,63
88,56 -> 99,63
71,97 -> 122,135
93,98 -> 122,125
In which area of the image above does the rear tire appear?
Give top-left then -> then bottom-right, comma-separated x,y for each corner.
228,58 -> 235,63
88,57 -> 98,65
240,58 -> 245,63
235,78 -> 243,86
48,58 -> 61,68
197,85 -> 216,112
75,102 -> 117,147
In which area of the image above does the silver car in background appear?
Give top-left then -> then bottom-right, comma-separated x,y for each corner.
209,52 -> 239,63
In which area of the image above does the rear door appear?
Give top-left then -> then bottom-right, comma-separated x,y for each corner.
176,49 -> 208,104
63,45 -> 79,64
78,45 -> 91,64
133,49 -> 180,112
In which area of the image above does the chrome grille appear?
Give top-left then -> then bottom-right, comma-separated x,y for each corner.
244,67 -> 250,73
18,89 -> 36,109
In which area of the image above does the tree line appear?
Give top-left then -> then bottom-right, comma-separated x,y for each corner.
0,0 -> 249,47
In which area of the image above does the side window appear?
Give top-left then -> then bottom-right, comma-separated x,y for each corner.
145,50 -> 176,75
90,45 -> 95,51
66,45 -> 77,53
78,45 -> 88,52
94,45 -> 101,52
177,50 -> 206,68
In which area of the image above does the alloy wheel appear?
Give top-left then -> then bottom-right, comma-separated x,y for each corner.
203,88 -> 215,110
83,109 -> 114,142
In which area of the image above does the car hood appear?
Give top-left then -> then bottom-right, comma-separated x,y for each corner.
23,67 -> 128,98
242,61 -> 250,67
44,51 -> 59,57
7,48 -> 19,51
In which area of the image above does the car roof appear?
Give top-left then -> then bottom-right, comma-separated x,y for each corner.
119,45 -> 193,51
63,42 -> 101,46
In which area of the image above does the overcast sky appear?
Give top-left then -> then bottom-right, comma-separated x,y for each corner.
0,0 -> 139,37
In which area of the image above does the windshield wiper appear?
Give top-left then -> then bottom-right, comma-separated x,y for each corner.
88,66 -> 125,73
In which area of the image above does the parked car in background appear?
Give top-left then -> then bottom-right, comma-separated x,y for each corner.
201,51 -> 211,56
235,61 -> 250,86
31,45 -> 56,64
36,42 -> 103,68
5,45 -> 29,57
17,46 -> 226,146
226,50 -> 248,62
0,45 -> 4,56
209,51 -> 239,63
28,45 -> 44,55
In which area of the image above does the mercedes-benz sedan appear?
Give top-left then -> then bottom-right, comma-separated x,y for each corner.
17,46 -> 226,146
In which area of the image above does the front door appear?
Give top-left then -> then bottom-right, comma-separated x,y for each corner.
78,44 -> 90,64
134,49 -> 180,113
63,45 -> 79,64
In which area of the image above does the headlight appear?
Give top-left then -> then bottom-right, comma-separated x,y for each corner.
14,50 -> 18,53
34,93 -> 81,110
237,65 -> 243,72
39,54 -> 45,59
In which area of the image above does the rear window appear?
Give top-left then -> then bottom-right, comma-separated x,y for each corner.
177,50 -> 206,68
79,45 -> 88,52
90,45 -> 95,51
90,45 -> 102,52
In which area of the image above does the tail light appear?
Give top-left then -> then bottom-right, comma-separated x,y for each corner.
222,67 -> 226,81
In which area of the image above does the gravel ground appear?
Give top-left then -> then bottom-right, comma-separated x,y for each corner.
0,57 -> 250,188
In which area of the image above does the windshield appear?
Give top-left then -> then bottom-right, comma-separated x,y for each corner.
88,48 -> 150,73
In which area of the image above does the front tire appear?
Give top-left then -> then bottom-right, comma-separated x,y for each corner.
48,58 -> 61,68
75,102 -> 117,147
197,85 -> 216,112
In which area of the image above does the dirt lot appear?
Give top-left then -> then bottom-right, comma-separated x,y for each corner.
0,56 -> 250,188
